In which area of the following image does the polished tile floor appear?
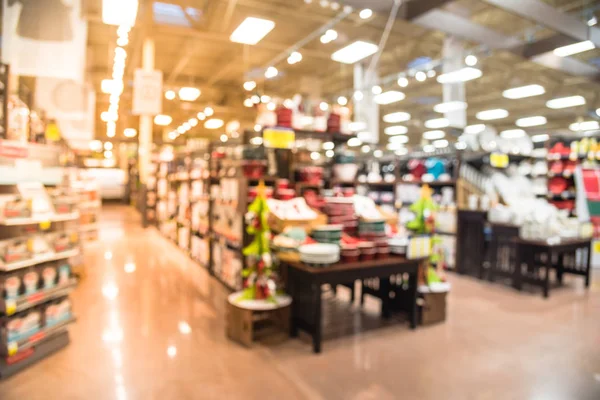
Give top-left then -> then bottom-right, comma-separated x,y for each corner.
1,205 -> 599,399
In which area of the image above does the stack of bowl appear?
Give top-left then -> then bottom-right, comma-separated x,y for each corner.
299,243 -> 340,267
324,198 -> 358,235
311,225 -> 343,245
358,220 -> 386,240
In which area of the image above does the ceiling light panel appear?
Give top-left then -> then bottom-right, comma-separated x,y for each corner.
437,67 -> 482,84
230,17 -> 275,45
423,130 -> 445,140
434,101 -> 467,113
553,40 -> 595,57
384,125 -> 408,135
374,91 -> 405,105
500,129 -> 526,139
178,87 -> 201,101
154,114 -> 172,126
331,41 -> 378,64
570,121 -> 600,131
204,118 -> 224,129
389,135 -> 409,144
465,124 -> 486,134
502,84 -> 545,99
424,118 -> 449,129
546,95 -> 586,109
476,109 -> 509,121
516,116 -> 547,127
383,112 -> 411,123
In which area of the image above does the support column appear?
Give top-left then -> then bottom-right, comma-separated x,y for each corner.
353,64 -> 379,144
138,37 -> 155,184
442,37 -> 467,129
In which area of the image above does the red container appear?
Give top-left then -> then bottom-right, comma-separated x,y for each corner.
276,179 -> 290,190
242,161 -> 266,179
277,189 -> 296,200
341,247 -> 360,263
360,248 -> 377,261
277,108 -> 293,127
377,248 -> 390,259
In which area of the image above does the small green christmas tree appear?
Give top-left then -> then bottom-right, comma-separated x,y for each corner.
240,182 -> 277,302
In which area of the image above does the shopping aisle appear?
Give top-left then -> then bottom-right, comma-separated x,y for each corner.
1,205 -> 599,399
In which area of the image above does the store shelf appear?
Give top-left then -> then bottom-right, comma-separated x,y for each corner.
294,130 -> 356,144
0,279 -> 77,316
212,232 -> 242,250
0,331 -> 70,379
547,171 -> 575,179
3,316 -> 76,357
400,180 -> 457,186
547,192 -> 576,200
358,181 -> 397,187
0,212 -> 80,226
0,249 -> 80,272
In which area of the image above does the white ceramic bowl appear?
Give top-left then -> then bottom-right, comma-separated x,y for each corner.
333,164 -> 359,182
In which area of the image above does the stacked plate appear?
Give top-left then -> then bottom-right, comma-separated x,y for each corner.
388,237 -> 408,255
299,244 -> 340,267
359,220 -> 386,240
311,225 -> 343,244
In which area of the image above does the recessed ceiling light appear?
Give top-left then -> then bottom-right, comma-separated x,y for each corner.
205,118 -> 224,129
433,139 -> 449,148
424,118 -> 449,129
337,96 -> 348,106
437,67 -> 482,84
243,81 -> 256,91
331,41 -> 378,64
503,84 -> 545,99
532,134 -> 550,142
476,109 -> 509,121
500,129 -> 526,139
197,112 -> 206,120
516,116 -> 547,127
553,40 -> 595,57
165,90 -> 176,100
361,145 -> 371,153
177,126 -> 185,134
546,95 -> 586,109
230,17 -> 275,45
124,128 -> 137,138
389,135 -> 409,144
383,112 -> 411,123
267,102 -> 276,111
384,125 -> 408,135
104,141 -> 113,151
178,87 -> 201,101
347,137 -> 362,147
265,66 -> 278,79
359,8 -> 373,19
415,71 -> 427,82
423,130 -> 445,140
371,85 -> 382,95
154,114 -> 172,126
397,76 -> 409,87
455,141 -> 467,150
570,120 -> 600,131
465,55 -> 478,66
465,124 -> 486,134
374,91 -> 405,105
433,101 -> 467,113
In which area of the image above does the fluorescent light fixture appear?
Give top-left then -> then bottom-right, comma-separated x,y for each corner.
433,139 -> 449,148
423,130 -> 445,140
502,84 -> 545,99
243,81 -> 256,91
349,122 -> 367,132
423,145 -> 435,153
103,0 -> 138,26
389,135 -> 409,144
500,129 -> 526,139
531,134 -> 549,143
205,118 -> 224,129
154,114 -> 172,126
437,67 -> 482,84
476,109 -> 509,121
359,9 -> 373,19
546,95 -> 586,109
331,41 -> 378,64
516,116 -> 547,127
347,137 -> 362,147
124,128 -> 137,138
395,147 -> 408,155
178,87 -> 201,101
434,101 -> 467,113
387,142 -> 405,151
384,125 -> 408,135
424,118 -> 449,129
230,17 -> 275,45
383,112 -> 411,123
374,91 -> 405,105
465,124 -> 486,134
570,120 -> 600,131
553,40 -> 595,57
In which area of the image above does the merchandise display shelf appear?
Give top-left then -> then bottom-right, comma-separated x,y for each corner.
0,331 -> 69,379
0,212 -> 79,226
2,316 -> 76,356
0,249 -> 79,272
0,279 -> 77,316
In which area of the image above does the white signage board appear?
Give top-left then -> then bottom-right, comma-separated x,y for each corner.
132,69 -> 163,116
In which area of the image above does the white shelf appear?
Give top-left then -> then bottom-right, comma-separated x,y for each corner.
0,249 -> 80,272
0,212 -> 79,226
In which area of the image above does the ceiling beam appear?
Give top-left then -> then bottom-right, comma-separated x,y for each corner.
400,0 -> 454,20
482,0 -> 600,47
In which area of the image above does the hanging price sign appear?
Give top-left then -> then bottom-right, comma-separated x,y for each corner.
263,128 -> 295,149
490,153 -> 509,168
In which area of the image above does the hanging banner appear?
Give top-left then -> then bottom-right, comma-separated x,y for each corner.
132,69 -> 163,116
2,0 -> 87,82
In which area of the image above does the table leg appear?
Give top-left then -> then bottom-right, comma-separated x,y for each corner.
409,267 -> 418,329
585,244 -> 592,288
349,281 -> 355,304
543,251 -> 551,299
360,280 -> 365,307
312,283 -> 322,354
556,252 -> 564,286
380,277 -> 391,319
289,270 -> 298,338
514,244 -> 522,291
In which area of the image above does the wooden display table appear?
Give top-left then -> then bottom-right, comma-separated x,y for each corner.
514,237 -> 592,298
283,256 -> 425,353
226,292 -> 292,347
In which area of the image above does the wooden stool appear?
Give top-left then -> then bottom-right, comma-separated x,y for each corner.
226,292 -> 292,347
